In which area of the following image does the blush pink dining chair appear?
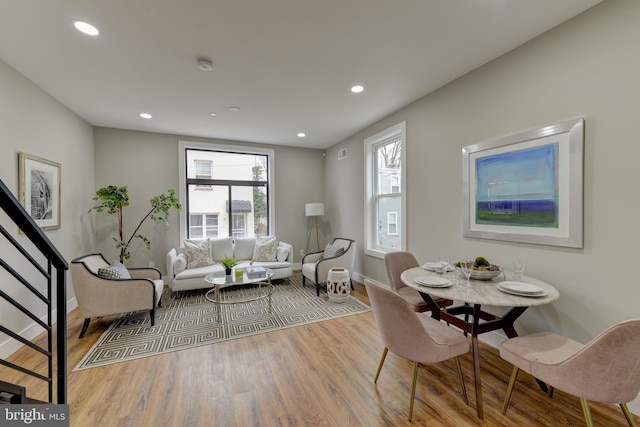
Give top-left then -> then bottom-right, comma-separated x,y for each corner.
500,318 -> 640,427
364,279 -> 469,421
384,251 -> 452,312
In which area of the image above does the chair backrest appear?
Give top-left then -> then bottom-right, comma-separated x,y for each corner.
384,251 -> 419,292
546,318 -> 640,404
364,279 -> 458,363
71,253 -> 110,276
331,238 -> 356,273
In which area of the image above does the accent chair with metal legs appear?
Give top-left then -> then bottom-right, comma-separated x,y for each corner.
364,279 -> 469,421
500,318 -> 640,427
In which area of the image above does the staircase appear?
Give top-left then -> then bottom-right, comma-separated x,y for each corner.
0,179 -> 68,404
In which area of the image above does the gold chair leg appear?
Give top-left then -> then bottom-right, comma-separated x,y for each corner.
374,347 -> 388,384
501,366 -> 520,415
621,403 -> 637,427
408,361 -> 419,421
580,398 -> 594,427
454,356 -> 468,405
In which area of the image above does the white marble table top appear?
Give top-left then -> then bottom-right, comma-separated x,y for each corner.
401,267 -> 559,307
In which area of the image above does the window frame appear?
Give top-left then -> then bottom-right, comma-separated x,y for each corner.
178,140 -> 275,244
364,121 -> 406,258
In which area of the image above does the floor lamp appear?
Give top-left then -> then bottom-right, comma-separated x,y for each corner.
305,203 -> 325,253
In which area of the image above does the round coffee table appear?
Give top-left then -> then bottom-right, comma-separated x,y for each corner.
204,267 -> 275,322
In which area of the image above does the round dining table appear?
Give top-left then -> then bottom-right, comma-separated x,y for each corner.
400,266 -> 559,419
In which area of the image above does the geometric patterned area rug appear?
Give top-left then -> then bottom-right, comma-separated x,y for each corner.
73,274 -> 370,370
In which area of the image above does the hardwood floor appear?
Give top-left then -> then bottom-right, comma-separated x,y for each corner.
1,281 -> 637,426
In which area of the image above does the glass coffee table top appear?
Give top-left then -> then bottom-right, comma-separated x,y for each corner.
204,267 -> 275,321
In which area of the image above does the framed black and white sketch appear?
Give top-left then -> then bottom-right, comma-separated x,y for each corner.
19,152 -> 61,231
462,118 -> 584,248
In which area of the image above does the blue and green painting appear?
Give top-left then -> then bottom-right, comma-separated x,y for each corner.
475,143 -> 558,228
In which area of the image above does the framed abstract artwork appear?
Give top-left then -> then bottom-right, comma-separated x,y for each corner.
19,152 -> 61,231
462,118 -> 584,248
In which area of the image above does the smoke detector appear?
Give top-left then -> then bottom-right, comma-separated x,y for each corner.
197,58 -> 214,71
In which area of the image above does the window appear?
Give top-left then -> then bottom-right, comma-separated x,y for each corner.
194,160 -> 213,189
179,141 -> 274,242
189,214 -> 219,238
232,213 -> 246,237
387,211 -> 398,235
364,121 -> 406,258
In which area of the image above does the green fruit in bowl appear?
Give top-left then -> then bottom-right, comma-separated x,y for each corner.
475,256 -> 490,267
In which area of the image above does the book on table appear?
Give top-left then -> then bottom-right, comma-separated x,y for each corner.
246,266 -> 267,279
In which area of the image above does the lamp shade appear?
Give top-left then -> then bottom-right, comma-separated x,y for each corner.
305,203 -> 325,217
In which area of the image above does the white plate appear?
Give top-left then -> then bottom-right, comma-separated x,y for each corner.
498,281 -> 547,297
415,276 -> 452,288
422,262 -> 455,272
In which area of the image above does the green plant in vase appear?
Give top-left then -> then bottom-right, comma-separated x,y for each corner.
218,255 -> 239,275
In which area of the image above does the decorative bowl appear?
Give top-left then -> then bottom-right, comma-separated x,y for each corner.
455,265 -> 503,281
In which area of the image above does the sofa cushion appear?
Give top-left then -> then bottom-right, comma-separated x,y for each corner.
234,237 -> 256,260
253,236 -> 277,262
97,262 -> 131,280
211,237 -> 234,262
175,264 -> 222,280
185,239 -> 213,268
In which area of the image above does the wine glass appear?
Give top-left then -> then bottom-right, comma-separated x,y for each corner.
459,260 -> 474,287
437,255 -> 450,275
513,259 -> 527,281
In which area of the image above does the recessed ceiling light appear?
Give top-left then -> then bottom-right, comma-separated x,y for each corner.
229,107 -> 240,112
297,133 -> 306,138
210,112 -> 217,116
139,113 -> 152,119
351,85 -> 364,93
73,21 -> 99,36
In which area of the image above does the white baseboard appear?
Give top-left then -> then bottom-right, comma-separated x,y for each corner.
0,296 -> 78,360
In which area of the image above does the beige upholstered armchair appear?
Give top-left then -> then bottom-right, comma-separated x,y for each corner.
70,253 -> 164,338
302,237 -> 356,296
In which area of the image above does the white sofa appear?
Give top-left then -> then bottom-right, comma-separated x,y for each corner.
166,237 -> 293,292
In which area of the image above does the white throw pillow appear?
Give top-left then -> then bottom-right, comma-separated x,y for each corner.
253,236 -> 277,262
174,253 -> 187,274
184,239 -> 213,268
323,243 -> 345,259
277,247 -> 288,262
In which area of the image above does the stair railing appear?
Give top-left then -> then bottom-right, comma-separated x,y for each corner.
0,179 -> 68,404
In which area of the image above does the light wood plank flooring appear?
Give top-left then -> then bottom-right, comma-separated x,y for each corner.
1,281 -> 637,426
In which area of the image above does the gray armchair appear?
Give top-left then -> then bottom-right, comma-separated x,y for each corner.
70,253 -> 164,338
302,237 -> 356,296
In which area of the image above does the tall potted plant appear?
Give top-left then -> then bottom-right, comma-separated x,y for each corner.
89,185 -> 181,263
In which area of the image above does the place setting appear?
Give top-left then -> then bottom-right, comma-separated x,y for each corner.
496,259 -> 548,297
414,276 -> 453,288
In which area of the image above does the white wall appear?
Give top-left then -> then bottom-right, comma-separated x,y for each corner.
0,59 -> 95,357
93,127 -> 325,271
327,0 -> 639,340
326,0 -> 640,411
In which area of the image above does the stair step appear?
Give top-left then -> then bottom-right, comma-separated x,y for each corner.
0,381 -> 45,404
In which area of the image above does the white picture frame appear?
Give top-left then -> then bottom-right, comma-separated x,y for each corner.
462,118 -> 584,248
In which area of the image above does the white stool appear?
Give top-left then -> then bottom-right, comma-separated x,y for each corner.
327,268 -> 350,303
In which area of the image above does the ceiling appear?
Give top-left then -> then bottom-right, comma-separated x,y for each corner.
0,0 -> 603,150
